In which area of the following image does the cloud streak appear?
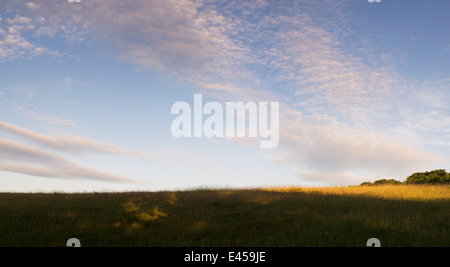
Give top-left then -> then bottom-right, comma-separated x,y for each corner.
0,121 -> 152,159
0,138 -> 139,183
0,121 -> 151,183
0,121 -> 214,183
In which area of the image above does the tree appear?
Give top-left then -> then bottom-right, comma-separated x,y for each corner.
361,169 -> 450,186
405,170 -> 449,184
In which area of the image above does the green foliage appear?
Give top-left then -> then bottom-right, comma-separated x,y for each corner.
373,179 -> 403,185
362,170 -> 450,186
406,170 -> 450,185
361,179 -> 402,186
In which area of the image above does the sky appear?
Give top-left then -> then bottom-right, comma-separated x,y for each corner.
0,0 -> 449,192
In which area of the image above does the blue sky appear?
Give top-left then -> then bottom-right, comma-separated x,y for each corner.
0,0 -> 449,192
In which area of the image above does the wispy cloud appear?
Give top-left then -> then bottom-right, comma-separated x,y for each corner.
278,113 -> 443,184
0,121 -> 152,183
0,138 -> 140,183
0,121 -> 214,183
0,121 -> 152,159
23,110 -> 79,126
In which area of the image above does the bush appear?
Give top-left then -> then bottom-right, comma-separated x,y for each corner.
360,179 -> 402,186
373,179 -> 403,185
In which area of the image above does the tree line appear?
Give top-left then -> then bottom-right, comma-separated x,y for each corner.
361,169 -> 450,186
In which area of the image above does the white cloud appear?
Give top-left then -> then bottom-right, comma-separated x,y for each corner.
6,15 -> 32,25
25,2 -> 40,10
4,0 -> 261,99
278,115 -> 443,184
0,12 -> 63,62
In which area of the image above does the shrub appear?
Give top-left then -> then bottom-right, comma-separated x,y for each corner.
373,179 -> 403,185
361,179 -> 402,186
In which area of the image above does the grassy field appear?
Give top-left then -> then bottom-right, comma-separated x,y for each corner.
0,185 -> 449,247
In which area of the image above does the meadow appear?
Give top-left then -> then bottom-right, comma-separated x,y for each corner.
0,185 -> 449,247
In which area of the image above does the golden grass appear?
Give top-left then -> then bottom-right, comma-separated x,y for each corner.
137,206 -> 168,222
262,185 -> 450,201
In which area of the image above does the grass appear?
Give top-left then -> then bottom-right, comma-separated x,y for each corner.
0,185 -> 449,247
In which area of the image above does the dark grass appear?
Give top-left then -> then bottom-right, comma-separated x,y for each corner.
0,186 -> 449,247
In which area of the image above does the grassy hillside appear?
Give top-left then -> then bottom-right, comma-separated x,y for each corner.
0,185 -> 449,247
